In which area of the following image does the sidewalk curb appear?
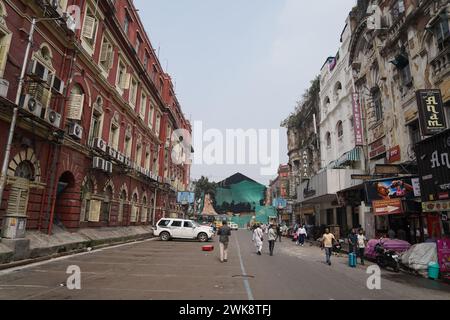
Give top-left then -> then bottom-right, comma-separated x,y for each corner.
0,236 -> 158,271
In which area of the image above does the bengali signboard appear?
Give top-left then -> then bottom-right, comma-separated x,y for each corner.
415,129 -> 450,204
369,138 -> 387,160
387,145 -> 401,163
352,93 -> 364,146
373,198 -> 403,216
416,89 -> 447,136
301,150 -> 310,180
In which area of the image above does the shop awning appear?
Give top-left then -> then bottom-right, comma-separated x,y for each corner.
333,148 -> 361,168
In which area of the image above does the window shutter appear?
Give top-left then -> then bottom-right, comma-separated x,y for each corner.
88,200 -> 101,222
121,73 -> 131,90
7,183 -> 30,216
106,45 -> 114,69
41,88 -> 52,108
67,93 -> 84,120
100,41 -> 109,62
82,16 -> 96,39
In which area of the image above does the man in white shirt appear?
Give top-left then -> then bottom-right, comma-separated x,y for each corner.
252,224 -> 264,255
357,229 -> 368,266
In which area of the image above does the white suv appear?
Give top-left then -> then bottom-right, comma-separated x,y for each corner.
153,218 -> 214,242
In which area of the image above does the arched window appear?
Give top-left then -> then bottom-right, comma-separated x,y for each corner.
110,112 -> 120,150
118,190 -> 127,223
326,132 -> 331,148
68,84 -> 85,122
90,96 -> 104,144
80,179 -> 93,222
334,82 -> 342,100
337,121 -> 344,139
323,97 -> 330,115
102,186 -> 113,222
40,45 -> 52,62
15,161 -> 35,181
131,193 -> 139,222
141,196 -> 148,223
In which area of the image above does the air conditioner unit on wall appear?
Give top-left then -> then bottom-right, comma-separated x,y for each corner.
104,161 -> 113,174
19,94 -> 43,118
116,152 -> 125,164
68,122 -> 83,140
93,138 -> 107,153
106,145 -> 118,159
28,59 -> 50,83
93,157 -> 105,170
51,75 -> 65,95
45,109 -> 62,128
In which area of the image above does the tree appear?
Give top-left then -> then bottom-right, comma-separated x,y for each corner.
193,176 -> 217,201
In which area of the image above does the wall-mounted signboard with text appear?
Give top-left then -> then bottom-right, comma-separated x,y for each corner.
416,89 -> 447,136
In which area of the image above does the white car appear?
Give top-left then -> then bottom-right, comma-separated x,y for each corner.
153,218 -> 214,242
229,223 -> 239,231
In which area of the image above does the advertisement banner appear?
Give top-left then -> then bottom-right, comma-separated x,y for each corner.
273,198 -> 287,209
177,192 -> 195,204
415,129 -> 450,203
416,89 -> 447,136
387,145 -> 401,163
373,198 -> 403,216
352,93 -> 364,146
365,177 -> 418,204
437,239 -> 450,275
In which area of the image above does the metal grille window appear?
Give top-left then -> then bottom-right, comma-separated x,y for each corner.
372,87 -> 383,122
15,161 -> 34,181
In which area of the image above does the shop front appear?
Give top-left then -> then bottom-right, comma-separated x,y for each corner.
416,128 -> 450,240
365,177 -> 423,243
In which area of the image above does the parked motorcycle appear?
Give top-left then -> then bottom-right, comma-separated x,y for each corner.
375,240 -> 400,272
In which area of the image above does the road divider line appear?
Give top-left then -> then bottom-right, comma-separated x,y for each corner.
235,234 -> 254,301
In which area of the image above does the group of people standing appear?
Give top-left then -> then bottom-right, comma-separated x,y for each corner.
252,223 -> 282,256
347,228 -> 368,266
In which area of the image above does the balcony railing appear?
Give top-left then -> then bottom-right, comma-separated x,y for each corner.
430,46 -> 450,81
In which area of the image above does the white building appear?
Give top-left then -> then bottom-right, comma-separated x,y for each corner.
319,22 -> 363,171
297,21 -> 367,237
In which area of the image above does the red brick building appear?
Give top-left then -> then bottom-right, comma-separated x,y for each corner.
0,0 -> 192,234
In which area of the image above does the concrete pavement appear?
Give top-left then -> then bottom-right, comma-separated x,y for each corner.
0,230 -> 449,300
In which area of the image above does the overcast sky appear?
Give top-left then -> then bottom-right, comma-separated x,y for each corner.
134,0 -> 356,185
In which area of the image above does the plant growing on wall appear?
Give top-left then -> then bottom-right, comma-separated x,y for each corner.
281,76 -> 320,129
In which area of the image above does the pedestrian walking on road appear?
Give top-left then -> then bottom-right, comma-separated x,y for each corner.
253,224 -> 264,255
348,228 -> 357,254
276,224 -> 282,242
321,228 -> 336,266
268,225 -> 277,256
217,220 -> 232,263
357,229 -> 368,265
297,225 -> 307,246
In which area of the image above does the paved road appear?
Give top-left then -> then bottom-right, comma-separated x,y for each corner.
0,230 -> 449,300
